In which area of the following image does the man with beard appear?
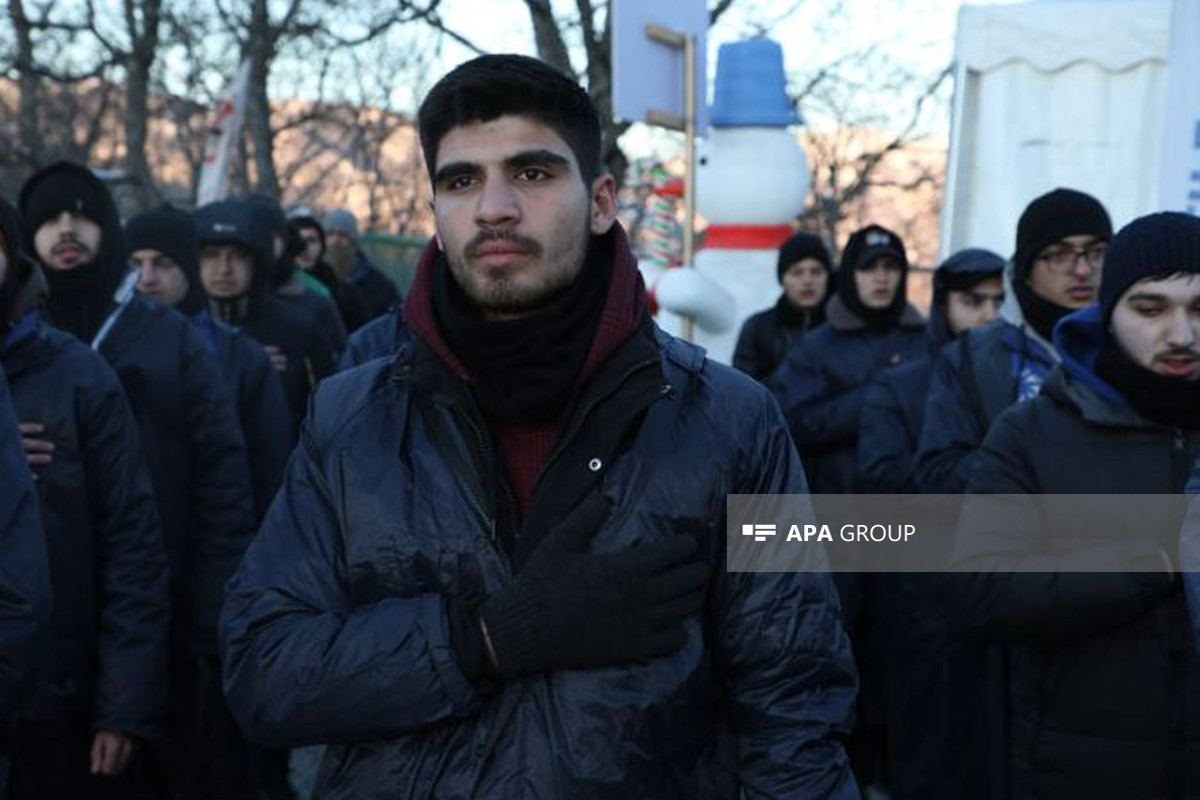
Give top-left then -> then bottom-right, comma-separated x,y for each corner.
953,211 -> 1200,799
733,231 -> 832,381
322,207 -> 400,321
291,214 -> 371,333
19,163 -> 256,797
1,195 -> 168,798
221,54 -> 858,799
915,188 -> 1110,493
195,199 -> 336,429
246,194 -> 348,356
127,205 -> 293,521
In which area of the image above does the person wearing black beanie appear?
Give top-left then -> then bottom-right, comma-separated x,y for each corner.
915,187 -> 1112,495
1,193 -> 170,800
732,231 -> 832,380
1011,187 -> 1111,343
952,211 -> 1200,800
14,171 -> 258,795
127,205 -> 294,519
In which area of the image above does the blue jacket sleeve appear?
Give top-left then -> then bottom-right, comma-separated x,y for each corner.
181,328 -> 256,655
713,387 -> 859,799
915,344 -> 983,494
1181,464 -> 1200,652
81,359 -> 170,738
858,372 -> 915,493
769,338 -> 863,453
220,387 -> 484,749
0,366 -> 51,723
951,409 -> 1173,644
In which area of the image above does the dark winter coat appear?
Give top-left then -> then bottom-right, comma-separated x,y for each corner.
857,359 -> 933,494
95,294 -> 255,655
190,311 -> 295,520
914,318 -> 1057,494
221,331 -> 859,799
732,294 -> 825,381
768,295 -> 927,494
214,293 -> 337,427
308,260 -> 372,333
347,250 -> 400,321
1,314 -> 169,738
0,362 -> 51,726
336,306 -> 412,370
952,303 -> 1200,800
279,284 -> 348,356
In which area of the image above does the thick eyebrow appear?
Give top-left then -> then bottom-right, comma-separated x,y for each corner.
432,161 -> 480,187
1124,292 -> 1168,303
504,149 -> 570,172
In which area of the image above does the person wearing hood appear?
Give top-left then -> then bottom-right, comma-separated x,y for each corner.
859,248 -> 1005,493
915,188 -> 1111,493
322,207 -> 400,321
246,193 -> 348,356
855,247 -> 1005,800
19,163 -> 256,792
221,53 -> 858,799
767,223 -> 926,794
733,231 -> 832,381
291,214 -> 372,333
194,198 -> 336,429
951,211 -> 1200,799
127,205 -> 294,521
0,194 -> 168,797
769,223 -> 928,494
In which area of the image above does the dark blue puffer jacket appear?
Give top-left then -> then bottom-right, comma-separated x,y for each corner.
858,248 -> 1004,494
190,310 -> 295,520
336,305 -> 412,371
0,361 -> 51,726
1,314 -> 168,738
914,318 -> 1056,495
221,328 -> 860,800
767,295 -> 927,494
96,294 -> 255,656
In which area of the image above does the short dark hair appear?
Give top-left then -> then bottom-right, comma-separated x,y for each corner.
417,54 -> 603,186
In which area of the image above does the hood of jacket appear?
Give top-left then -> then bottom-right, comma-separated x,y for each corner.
1050,303 -> 1153,428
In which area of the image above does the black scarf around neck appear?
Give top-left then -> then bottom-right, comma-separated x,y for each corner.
44,263 -> 115,343
1015,278 -> 1074,343
433,236 -> 612,422
1096,343 -> 1200,430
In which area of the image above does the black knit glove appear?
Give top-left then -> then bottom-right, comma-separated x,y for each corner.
455,492 -> 708,680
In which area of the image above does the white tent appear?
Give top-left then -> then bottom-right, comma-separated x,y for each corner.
940,0 -> 1199,259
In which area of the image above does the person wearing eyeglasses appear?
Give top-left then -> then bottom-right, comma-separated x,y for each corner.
915,188 -> 1112,494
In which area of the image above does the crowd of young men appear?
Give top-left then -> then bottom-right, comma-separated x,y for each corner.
2,49 -> 1200,800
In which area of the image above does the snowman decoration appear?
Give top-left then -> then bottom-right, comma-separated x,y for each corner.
650,38 -> 810,365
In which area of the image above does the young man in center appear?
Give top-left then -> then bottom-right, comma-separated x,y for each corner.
221,54 -> 858,799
